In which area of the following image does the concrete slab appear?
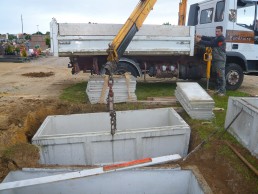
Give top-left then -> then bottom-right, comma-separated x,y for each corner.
176,82 -> 214,102
225,97 -> 258,158
86,74 -> 137,104
32,108 -> 191,165
175,82 -> 214,120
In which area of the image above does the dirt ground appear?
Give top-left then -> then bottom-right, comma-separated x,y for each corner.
0,56 -> 258,193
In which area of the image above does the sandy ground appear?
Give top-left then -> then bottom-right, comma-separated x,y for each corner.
0,56 -> 257,99
0,56 -> 258,193
0,57 -> 87,99
238,75 -> 258,96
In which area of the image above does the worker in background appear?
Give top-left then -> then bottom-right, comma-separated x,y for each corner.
195,26 -> 226,96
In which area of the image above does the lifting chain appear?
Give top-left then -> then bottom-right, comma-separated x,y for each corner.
107,74 -> 117,135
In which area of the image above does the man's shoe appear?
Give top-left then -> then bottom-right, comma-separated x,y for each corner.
218,93 -> 225,97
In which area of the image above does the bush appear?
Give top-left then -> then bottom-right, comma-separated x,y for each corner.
20,48 -> 27,57
5,44 -> 15,55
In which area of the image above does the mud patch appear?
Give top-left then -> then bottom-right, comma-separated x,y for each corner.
21,71 -> 55,78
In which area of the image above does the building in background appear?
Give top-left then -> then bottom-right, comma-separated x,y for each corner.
29,35 -> 48,50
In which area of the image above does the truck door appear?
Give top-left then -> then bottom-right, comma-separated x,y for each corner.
227,1 -> 258,67
195,0 -> 226,37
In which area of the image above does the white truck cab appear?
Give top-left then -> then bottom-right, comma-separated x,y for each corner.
189,0 -> 258,89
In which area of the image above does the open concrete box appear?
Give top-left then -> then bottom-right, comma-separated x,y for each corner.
225,97 -> 258,158
1,167 -> 213,194
32,108 -> 191,165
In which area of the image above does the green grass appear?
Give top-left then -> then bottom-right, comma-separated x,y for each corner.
60,82 -> 88,103
136,82 -> 176,100
212,90 -> 249,128
59,81 -> 177,103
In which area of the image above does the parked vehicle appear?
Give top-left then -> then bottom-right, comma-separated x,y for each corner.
50,0 -> 258,90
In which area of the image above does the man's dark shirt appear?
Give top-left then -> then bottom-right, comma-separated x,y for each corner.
200,35 -> 226,62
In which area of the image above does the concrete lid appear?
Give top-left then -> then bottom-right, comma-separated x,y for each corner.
176,82 -> 214,102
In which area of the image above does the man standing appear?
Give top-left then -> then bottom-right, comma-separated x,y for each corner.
195,26 -> 226,96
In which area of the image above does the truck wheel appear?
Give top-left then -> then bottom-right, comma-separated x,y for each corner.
225,63 -> 244,90
114,61 -> 138,77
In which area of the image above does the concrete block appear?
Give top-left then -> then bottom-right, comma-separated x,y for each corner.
225,97 -> 258,158
32,108 -> 190,165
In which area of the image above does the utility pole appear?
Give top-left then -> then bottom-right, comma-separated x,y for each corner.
21,14 -> 23,34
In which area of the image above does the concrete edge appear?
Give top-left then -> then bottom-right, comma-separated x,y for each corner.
183,165 -> 213,194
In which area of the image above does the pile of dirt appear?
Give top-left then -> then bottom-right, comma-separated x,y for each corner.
21,71 -> 55,78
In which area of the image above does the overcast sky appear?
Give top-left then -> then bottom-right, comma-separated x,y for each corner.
0,0 -> 200,34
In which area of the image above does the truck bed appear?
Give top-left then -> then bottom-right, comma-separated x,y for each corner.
50,19 -> 195,57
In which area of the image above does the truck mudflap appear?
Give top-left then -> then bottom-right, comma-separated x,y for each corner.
119,58 -> 142,77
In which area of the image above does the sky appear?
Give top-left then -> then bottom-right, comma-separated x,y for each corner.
0,0 -> 200,34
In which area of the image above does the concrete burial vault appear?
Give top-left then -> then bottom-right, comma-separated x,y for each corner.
0,166 -> 213,194
225,97 -> 258,158
32,108 -> 191,165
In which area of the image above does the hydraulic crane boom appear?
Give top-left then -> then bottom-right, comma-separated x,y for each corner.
178,0 -> 187,26
105,0 -> 157,74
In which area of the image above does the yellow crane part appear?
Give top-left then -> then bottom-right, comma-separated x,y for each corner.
203,47 -> 212,90
107,0 -> 157,63
178,0 -> 187,26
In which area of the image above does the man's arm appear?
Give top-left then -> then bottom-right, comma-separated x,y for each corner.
195,35 -> 214,44
199,36 -> 225,47
201,36 -> 214,41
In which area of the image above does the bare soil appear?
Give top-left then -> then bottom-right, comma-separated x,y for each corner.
0,56 -> 258,193
21,71 -> 55,78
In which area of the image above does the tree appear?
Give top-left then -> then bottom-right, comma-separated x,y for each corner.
45,36 -> 51,48
8,34 -> 16,41
45,31 -> 50,35
25,34 -> 31,40
163,22 -> 171,25
32,31 -> 43,35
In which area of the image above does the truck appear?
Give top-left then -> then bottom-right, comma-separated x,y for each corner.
50,0 -> 258,90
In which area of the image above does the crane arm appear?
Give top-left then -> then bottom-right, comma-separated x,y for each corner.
105,0 -> 157,73
178,0 -> 187,26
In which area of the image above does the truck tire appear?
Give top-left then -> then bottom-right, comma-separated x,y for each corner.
114,61 -> 138,77
225,63 -> 244,90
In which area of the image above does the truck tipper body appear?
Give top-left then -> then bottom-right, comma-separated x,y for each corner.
51,19 -> 204,83
50,20 -> 198,75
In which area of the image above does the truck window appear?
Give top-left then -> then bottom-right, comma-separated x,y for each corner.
215,1 -> 225,22
200,8 -> 213,24
236,3 -> 255,30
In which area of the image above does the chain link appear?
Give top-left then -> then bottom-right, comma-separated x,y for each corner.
107,75 -> 117,135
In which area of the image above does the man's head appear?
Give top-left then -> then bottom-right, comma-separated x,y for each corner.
215,26 -> 223,37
